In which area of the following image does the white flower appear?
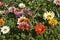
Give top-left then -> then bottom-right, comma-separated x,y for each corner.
43,11 -> 55,20
18,3 -> 25,8
0,11 -> 4,14
17,16 -> 26,24
1,26 -> 10,34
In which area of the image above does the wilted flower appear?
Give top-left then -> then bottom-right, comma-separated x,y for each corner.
3,10 -> 9,14
48,19 -> 58,26
54,0 -> 60,6
0,2 -> 4,6
1,26 -> 10,34
0,19 -> 5,26
18,3 -> 25,8
43,11 -> 55,20
23,8 -> 29,13
17,17 -> 30,24
28,11 -> 33,16
35,24 -> 46,35
18,22 -> 30,32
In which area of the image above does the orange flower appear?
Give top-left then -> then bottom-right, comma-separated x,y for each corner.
35,24 -> 46,35
0,19 -> 5,26
48,19 -> 58,26
17,17 -> 30,24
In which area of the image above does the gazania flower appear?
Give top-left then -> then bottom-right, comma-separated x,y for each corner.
0,19 -> 5,26
0,2 -> 5,6
28,11 -> 33,16
18,22 -> 30,32
54,0 -> 60,6
43,11 -> 55,20
18,3 -> 25,8
48,19 -> 58,26
14,8 -> 20,14
8,7 -> 15,12
35,24 -> 46,35
14,10 -> 24,17
1,26 -> 10,34
17,17 -> 30,24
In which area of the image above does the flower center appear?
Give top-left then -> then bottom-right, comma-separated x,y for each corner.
39,28 -> 42,31
4,29 -> 7,32
47,15 -> 51,18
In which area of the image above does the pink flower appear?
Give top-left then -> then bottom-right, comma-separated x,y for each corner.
0,2 -> 4,6
18,22 -> 30,32
14,8 -> 20,14
8,7 -> 15,12
54,0 -> 60,5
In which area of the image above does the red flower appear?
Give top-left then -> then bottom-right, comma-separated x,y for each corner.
0,2 -> 4,6
18,22 -> 30,32
35,24 -> 46,35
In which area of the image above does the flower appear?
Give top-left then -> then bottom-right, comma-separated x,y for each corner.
23,8 -> 29,13
0,11 -> 4,14
43,11 -> 55,20
0,2 -> 4,6
0,19 -> 5,26
17,17 -> 30,24
28,11 -> 33,16
35,24 -> 46,34
18,22 -> 30,32
18,3 -> 25,8
48,19 -> 58,26
23,8 -> 33,16
14,10 -> 24,17
54,0 -> 60,6
8,7 -> 15,12
1,26 -> 10,34
14,8 -> 20,14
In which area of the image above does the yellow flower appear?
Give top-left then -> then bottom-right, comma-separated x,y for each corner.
48,19 -> 58,26
18,3 -> 25,8
0,19 -> 5,26
43,11 -> 55,20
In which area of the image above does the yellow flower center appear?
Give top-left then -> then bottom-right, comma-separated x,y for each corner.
47,15 -> 51,18
4,29 -> 7,32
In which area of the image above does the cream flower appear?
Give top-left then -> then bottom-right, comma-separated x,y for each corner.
18,3 -> 25,8
1,26 -> 10,34
43,11 -> 55,20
